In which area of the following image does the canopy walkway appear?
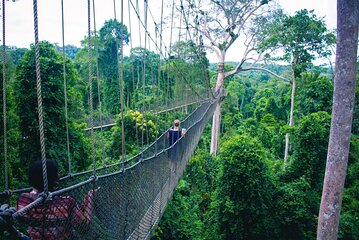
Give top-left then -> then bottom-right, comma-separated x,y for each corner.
1,95 -> 220,239
0,0 -> 222,238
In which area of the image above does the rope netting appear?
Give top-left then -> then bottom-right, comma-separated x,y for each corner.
7,96 -> 219,240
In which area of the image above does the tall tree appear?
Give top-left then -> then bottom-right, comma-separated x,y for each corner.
181,0 -> 277,154
259,9 -> 335,163
98,19 -> 129,115
317,0 -> 359,238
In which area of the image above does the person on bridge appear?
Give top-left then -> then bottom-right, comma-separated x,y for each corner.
167,119 -> 187,146
16,160 -> 97,240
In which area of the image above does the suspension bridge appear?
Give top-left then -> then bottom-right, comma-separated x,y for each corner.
0,0 -> 223,239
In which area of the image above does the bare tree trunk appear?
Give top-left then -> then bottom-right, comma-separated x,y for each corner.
210,102 -> 222,154
240,93 -> 245,112
317,1 -> 359,239
284,72 -> 296,163
210,60 -> 225,155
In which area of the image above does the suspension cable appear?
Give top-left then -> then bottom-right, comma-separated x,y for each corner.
92,0 -> 106,166
87,0 -> 96,176
2,0 -> 8,190
180,0 -> 213,97
120,0 -> 126,169
61,0 -> 72,174
128,0 -> 139,146
127,0 -> 134,106
113,0 -> 126,168
169,0 -> 175,56
32,0 -> 48,194
141,0 -> 149,155
136,0 -> 142,48
128,0 -> 205,100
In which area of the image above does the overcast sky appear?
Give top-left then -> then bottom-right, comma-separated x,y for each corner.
1,0 -> 337,62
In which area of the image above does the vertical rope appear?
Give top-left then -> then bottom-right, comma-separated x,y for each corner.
169,0 -> 175,55
136,0 -> 142,47
2,0 -> 8,190
128,0 -> 139,146
87,0 -> 96,175
114,0 -> 126,168
178,3 -> 183,51
165,0 -> 175,131
120,0 -> 126,169
113,0 -> 117,20
133,0 -> 145,158
127,0 -> 134,108
61,0 -> 72,174
92,0 -> 106,166
141,0 -> 148,157
33,0 -> 48,194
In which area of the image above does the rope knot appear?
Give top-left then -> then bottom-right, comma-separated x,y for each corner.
37,192 -> 48,203
89,175 -> 98,182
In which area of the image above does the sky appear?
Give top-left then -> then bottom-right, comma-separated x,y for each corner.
1,0 -> 337,63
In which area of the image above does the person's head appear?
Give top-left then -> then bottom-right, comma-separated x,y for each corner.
173,119 -> 180,127
29,160 -> 60,192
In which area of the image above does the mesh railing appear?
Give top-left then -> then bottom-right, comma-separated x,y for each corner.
2,96 -> 219,240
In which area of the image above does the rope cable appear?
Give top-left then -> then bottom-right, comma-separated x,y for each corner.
156,0 -> 165,218
92,0 -> 106,166
136,0 -> 142,48
33,0 -> 48,194
87,0 -> 96,176
127,0 -> 135,108
143,0 -> 149,150
113,0 -> 126,168
113,0 -> 117,20
2,0 -> 8,189
127,0 -> 140,147
127,0 -> 139,150
139,0 -> 146,159
120,0 -> 126,169
169,0 -> 175,56
61,0 -> 72,174
180,0 -> 213,97
128,0 -> 205,101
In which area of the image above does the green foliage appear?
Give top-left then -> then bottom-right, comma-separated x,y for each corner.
98,19 -> 129,114
258,113 -> 285,158
260,9 -> 335,77
296,72 -> 333,116
214,134 -> 277,239
0,50 -> 21,189
14,41 -> 89,180
152,180 -> 204,240
54,44 -> 80,60
339,135 -> 359,239
283,111 -> 331,191
124,47 -> 161,110
110,110 -> 158,158
275,178 -> 319,240
351,85 -> 359,135
153,150 -> 217,240
7,47 -> 27,66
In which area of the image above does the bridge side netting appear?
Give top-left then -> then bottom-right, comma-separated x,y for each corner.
10,98 -> 217,240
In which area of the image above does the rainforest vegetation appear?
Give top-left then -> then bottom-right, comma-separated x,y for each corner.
0,0 -> 358,239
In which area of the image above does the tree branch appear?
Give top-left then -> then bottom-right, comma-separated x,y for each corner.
224,60 -> 245,77
241,66 -> 290,82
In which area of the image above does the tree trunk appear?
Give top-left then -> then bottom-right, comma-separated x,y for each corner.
284,72 -> 296,163
210,60 -> 225,155
210,102 -> 222,154
317,1 -> 359,239
240,93 -> 245,113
